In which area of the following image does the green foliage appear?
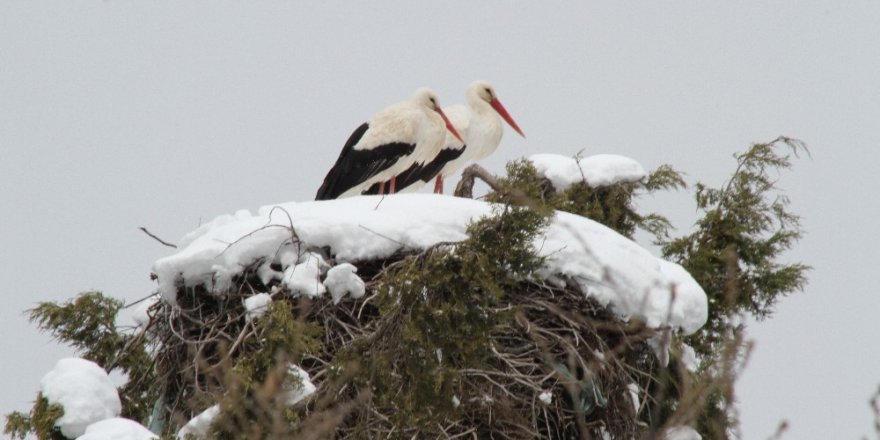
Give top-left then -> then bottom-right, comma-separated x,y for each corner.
4,396 -> 64,440
3,411 -> 30,439
493,158 -> 685,241
5,291 -> 158,439
358,206 -> 548,431
658,137 -> 810,435
206,301 -> 323,439
232,301 -> 322,387
29,292 -> 124,366
663,137 -> 810,356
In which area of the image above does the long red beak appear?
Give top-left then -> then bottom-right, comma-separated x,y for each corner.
436,108 -> 464,143
489,98 -> 525,138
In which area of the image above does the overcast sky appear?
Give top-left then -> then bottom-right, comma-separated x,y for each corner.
2,1 -> 878,438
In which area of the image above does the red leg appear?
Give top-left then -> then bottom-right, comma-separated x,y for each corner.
389,176 -> 397,194
433,175 -> 444,194
378,181 -> 385,195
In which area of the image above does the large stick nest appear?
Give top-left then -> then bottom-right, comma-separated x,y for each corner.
144,243 -> 667,439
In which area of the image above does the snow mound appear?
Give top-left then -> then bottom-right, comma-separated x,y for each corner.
286,364 -> 317,406
681,343 -> 699,372
665,425 -> 702,440
283,252 -> 328,298
77,417 -> 156,440
176,404 -> 220,439
40,358 -> 122,438
153,194 -> 707,334
529,153 -> 647,190
244,293 -> 272,322
324,263 -> 366,304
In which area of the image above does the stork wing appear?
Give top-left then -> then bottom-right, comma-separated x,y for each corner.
315,123 -> 415,200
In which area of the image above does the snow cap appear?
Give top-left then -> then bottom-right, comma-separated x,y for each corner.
40,358 -> 121,438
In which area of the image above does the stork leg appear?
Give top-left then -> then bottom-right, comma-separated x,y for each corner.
433,175 -> 444,194
378,181 -> 386,196
389,176 -> 397,194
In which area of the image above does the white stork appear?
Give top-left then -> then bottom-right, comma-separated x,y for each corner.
315,88 -> 463,200
363,80 -> 524,195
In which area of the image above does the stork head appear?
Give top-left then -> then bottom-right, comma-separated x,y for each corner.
412,87 -> 463,143
412,87 -> 441,110
468,80 -> 525,138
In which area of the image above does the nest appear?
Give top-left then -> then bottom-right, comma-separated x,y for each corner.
144,240 -> 667,439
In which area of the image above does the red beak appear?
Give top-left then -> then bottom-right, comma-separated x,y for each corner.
489,98 -> 525,138
436,108 -> 464,143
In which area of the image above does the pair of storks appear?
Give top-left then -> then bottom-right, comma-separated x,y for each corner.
315,81 -> 524,200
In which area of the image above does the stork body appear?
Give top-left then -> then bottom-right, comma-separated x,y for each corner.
315,88 -> 461,200
364,81 -> 524,195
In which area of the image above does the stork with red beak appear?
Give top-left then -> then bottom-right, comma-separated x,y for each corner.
315,88 -> 463,200
365,80 -> 524,195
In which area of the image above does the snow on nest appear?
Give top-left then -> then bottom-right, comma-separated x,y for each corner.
324,263 -> 366,304
285,364 -> 317,405
665,426 -> 702,440
40,358 -> 122,438
244,293 -> 272,322
529,153 -> 647,190
176,404 -> 220,439
77,418 -> 156,440
153,194 -> 707,334
131,295 -> 159,328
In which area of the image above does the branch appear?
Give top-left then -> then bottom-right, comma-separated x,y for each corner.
453,164 -> 539,209
139,227 -> 177,248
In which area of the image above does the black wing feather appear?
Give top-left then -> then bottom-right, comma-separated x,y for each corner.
413,146 -> 466,184
315,123 -> 416,200
362,145 -> 466,195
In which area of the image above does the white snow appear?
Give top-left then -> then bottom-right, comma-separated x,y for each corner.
626,383 -> 640,413
40,358 -> 122,438
176,404 -> 220,439
324,263 -> 366,304
285,365 -> 316,406
680,343 -> 699,372
535,209 -> 707,334
528,153 -> 647,191
244,293 -> 272,322
647,329 -> 671,367
153,194 -> 707,334
665,425 -> 702,440
538,390 -> 553,405
77,418 -> 156,440
283,252 -> 328,298
131,295 -> 159,328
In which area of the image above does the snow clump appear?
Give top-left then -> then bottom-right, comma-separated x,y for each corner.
243,293 -> 272,322
77,418 -> 156,440
529,153 -> 646,190
40,358 -> 122,438
323,263 -> 366,304
176,404 -> 220,439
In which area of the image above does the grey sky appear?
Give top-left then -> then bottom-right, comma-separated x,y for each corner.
2,1 -> 878,438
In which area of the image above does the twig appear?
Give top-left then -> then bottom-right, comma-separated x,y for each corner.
358,224 -> 406,246
139,227 -> 178,248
